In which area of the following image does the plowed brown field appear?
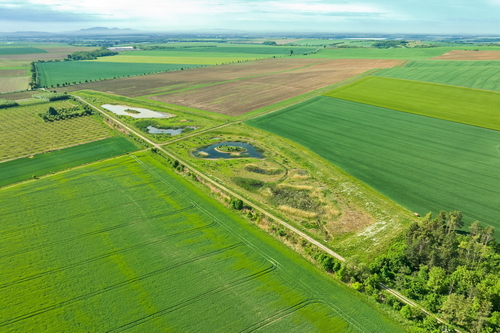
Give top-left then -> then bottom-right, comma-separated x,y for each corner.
146,59 -> 400,115
432,50 -> 500,60
59,58 -> 326,96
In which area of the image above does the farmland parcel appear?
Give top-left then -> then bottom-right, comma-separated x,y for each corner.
247,97 -> 500,231
0,100 -> 113,161
145,59 -> 401,116
375,60 -> 500,92
0,152 -> 404,332
326,76 -> 500,131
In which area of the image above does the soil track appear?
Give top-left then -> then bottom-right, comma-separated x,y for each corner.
146,59 -> 400,116
432,50 -> 500,60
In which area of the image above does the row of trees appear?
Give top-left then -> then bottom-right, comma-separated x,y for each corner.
65,47 -> 117,60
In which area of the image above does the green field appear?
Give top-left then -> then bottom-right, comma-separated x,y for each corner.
0,47 -> 48,55
326,76 -> 500,131
0,137 -> 138,187
0,152 -> 403,332
0,100 -> 113,161
247,96 -> 500,230
37,61 -> 201,87
298,46 -> 500,59
375,60 -> 500,91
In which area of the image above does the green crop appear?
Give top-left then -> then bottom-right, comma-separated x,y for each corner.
375,60 -> 500,91
0,152 -> 404,332
37,61 -> 201,87
247,96 -> 500,232
0,137 -> 138,187
325,76 -> 500,131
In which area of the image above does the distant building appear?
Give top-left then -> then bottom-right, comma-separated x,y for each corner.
107,46 -> 135,52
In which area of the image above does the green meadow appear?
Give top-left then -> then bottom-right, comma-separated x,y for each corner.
247,97 -> 500,230
326,76 -> 500,131
37,61 -> 201,87
375,60 -> 500,91
0,152 -> 404,332
0,137 -> 137,187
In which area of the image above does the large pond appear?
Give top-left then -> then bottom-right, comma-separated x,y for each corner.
102,104 -> 174,119
194,141 -> 263,159
147,126 -> 196,135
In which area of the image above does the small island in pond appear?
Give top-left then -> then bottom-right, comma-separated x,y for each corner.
215,144 -> 247,153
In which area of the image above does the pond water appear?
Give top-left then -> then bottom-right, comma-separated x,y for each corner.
147,126 -> 196,135
194,141 -> 263,159
102,104 -> 174,119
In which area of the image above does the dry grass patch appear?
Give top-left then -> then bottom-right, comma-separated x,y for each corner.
279,205 -> 318,219
432,50 -> 500,60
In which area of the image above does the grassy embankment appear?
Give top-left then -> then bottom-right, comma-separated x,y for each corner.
247,96 -> 500,234
0,151 -> 405,332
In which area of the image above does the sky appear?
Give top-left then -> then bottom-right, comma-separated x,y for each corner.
0,0 -> 499,34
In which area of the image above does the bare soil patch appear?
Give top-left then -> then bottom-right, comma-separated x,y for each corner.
146,59 -> 400,116
432,50 -> 500,60
0,69 -> 26,77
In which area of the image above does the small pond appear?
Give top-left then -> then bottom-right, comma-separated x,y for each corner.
102,104 -> 174,119
147,126 -> 196,135
194,141 -> 263,159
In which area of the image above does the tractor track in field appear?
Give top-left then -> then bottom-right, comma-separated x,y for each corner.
74,95 -> 460,332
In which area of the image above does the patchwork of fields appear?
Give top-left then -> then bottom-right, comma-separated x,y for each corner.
432,50 -> 500,60
247,96 -> 500,230
375,60 -> 500,91
0,152 -> 404,332
326,76 -> 500,130
0,100 -> 113,161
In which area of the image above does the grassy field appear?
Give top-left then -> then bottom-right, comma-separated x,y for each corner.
0,137 -> 138,187
247,96 -> 500,231
37,61 -> 201,87
0,152 -> 404,332
326,76 -> 500,131
375,60 -> 500,91
298,45 -> 500,59
0,100 -> 113,161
